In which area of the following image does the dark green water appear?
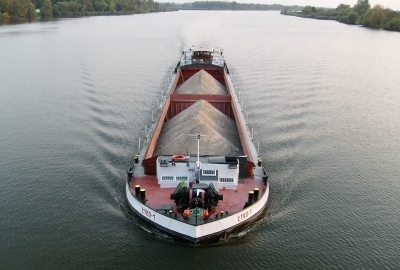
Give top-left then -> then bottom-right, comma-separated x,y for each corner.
1,11 -> 400,269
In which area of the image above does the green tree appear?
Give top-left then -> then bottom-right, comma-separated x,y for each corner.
353,0 -> 370,16
302,5 -> 312,15
0,0 -> 13,14
383,8 -> 399,25
311,6 -> 316,13
108,0 -> 115,11
56,1 -> 69,15
363,4 -> 385,28
52,4 -> 60,15
95,1 -> 107,11
141,1 -> 147,11
0,11 -> 11,19
281,6 -> 289,14
383,17 -> 400,31
32,0 -> 44,9
11,0 -> 36,18
119,0 -> 136,11
40,0 -> 52,16
336,3 -> 350,11
347,10 -> 359,24
68,0 -> 79,13
77,0 -> 91,11
338,8 -> 353,23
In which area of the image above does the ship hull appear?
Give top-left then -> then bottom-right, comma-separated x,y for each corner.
126,180 -> 269,243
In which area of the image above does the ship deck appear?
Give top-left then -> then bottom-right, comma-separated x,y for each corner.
128,175 -> 267,219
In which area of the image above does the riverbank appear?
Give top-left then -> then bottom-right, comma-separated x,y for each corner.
0,1 -> 300,25
281,1 -> 400,32
0,0 -> 171,24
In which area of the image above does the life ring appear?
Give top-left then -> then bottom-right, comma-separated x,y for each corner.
189,197 -> 204,209
172,154 -> 186,162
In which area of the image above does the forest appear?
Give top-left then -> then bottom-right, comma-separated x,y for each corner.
0,0 -> 302,21
281,0 -> 400,31
0,0 -> 166,19
156,2 -> 302,11
2,0 -> 399,32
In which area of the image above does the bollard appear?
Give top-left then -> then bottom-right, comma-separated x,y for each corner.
248,191 -> 254,205
135,185 -> 140,197
254,188 -> 259,201
140,189 -> 146,202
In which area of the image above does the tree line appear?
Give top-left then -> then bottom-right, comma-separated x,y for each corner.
189,1 -> 270,11
0,0 -> 166,20
150,1 -> 303,11
281,0 -> 400,31
0,0 -> 306,21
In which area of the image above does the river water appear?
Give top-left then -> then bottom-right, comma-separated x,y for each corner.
1,11 -> 400,269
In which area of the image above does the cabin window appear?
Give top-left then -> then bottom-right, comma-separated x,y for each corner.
160,160 -> 169,167
202,170 -> 216,176
176,176 -> 189,182
219,177 -> 234,183
161,176 -> 175,181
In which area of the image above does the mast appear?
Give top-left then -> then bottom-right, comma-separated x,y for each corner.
188,134 -> 207,183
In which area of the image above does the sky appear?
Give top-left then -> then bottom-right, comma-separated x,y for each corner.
170,0 -> 400,11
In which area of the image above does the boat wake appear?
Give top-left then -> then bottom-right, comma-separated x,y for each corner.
115,196 -> 176,241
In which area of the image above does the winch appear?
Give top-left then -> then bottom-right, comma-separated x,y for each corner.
170,182 -> 223,212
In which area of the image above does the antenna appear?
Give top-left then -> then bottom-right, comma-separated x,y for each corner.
188,134 -> 207,164
188,134 -> 207,183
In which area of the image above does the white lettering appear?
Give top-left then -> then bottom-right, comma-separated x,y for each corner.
237,209 -> 252,223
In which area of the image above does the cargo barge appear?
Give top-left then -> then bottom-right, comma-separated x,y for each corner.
126,46 -> 269,243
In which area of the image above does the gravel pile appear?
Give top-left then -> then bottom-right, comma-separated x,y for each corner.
154,100 -> 242,156
174,70 -> 227,95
